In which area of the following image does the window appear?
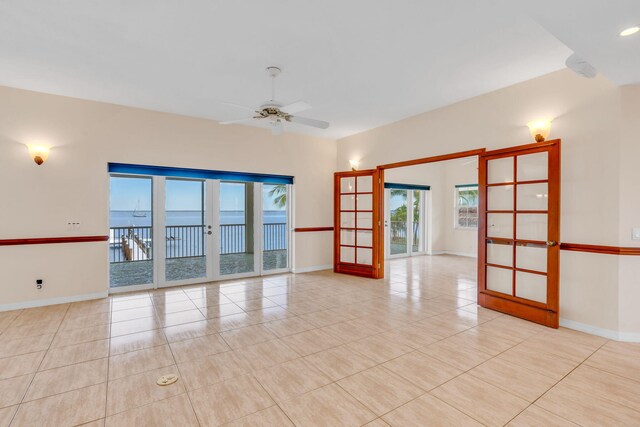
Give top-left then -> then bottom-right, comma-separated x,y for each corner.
455,185 -> 478,228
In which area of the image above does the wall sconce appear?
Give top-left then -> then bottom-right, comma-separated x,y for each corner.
27,145 -> 50,165
527,119 -> 552,142
349,159 -> 360,171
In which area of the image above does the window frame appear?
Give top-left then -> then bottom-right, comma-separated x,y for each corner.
454,185 -> 479,230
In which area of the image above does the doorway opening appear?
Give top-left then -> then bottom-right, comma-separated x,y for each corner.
382,156 -> 479,265
385,186 -> 429,258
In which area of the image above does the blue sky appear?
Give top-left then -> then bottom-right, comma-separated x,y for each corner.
109,177 -> 283,211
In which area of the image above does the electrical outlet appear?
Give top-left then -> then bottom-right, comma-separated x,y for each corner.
633,228 -> 640,241
36,279 -> 43,290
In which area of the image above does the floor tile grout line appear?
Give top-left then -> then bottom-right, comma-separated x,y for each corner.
582,354 -> 640,385
495,332 -> 610,426
526,339 -> 640,419
390,323 -> 548,426
10,303 -> 76,426
251,372 -> 301,426
104,306 -> 113,422
162,326 -> 203,427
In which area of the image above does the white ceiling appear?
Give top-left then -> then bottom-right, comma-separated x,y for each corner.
0,1 -> 635,139
519,0 -> 640,86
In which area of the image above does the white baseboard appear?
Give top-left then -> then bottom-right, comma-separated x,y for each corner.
109,284 -> 154,294
292,264 -> 332,274
0,291 -> 109,312
428,251 -> 446,255
560,318 -> 640,342
443,251 -> 477,258
428,251 -> 477,258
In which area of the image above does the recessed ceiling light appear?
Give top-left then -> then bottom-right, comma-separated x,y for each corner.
619,26 -> 640,37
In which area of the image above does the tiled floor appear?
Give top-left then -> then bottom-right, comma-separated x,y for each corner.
1,254 -> 640,426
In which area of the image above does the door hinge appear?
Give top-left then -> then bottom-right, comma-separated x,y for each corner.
378,263 -> 381,268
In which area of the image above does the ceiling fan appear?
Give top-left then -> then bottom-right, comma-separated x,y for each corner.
220,66 -> 329,135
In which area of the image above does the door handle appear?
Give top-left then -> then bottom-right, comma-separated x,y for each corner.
546,240 -> 558,247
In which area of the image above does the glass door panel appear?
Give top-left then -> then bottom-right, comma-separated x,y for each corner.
517,183 -> 548,210
262,184 -> 288,272
487,266 -> 512,294
487,213 -> 513,239
515,244 -> 547,273
109,176 -> 153,288
487,157 -> 514,184
515,271 -> 547,303
487,241 -> 513,267
487,186 -> 513,210
220,182 -> 255,276
517,152 -> 548,181
164,179 -> 207,282
516,213 -> 547,241
389,189 -> 408,256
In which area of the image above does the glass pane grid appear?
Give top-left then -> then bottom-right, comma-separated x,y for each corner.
339,174 -> 375,266
484,152 -> 550,305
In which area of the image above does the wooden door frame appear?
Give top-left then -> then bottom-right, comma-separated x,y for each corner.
375,148 -> 486,278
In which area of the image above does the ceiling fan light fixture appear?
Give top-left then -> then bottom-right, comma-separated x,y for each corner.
220,66 -> 330,133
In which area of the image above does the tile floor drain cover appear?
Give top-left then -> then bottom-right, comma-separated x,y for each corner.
157,374 -> 179,386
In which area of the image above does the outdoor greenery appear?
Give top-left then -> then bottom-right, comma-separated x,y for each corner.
390,189 -> 420,222
268,184 -> 287,208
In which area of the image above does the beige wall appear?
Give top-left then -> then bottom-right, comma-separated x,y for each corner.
618,85 -> 640,336
338,70 -> 640,339
0,86 -> 336,308
443,160 -> 478,257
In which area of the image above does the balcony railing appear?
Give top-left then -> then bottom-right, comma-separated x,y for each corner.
110,223 -> 287,263
390,221 -> 420,245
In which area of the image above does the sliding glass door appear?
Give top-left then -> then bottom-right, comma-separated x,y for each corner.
263,184 -> 289,272
219,181 -> 256,277
385,187 -> 427,259
109,176 -> 154,288
109,172 -> 291,291
164,178 -> 207,283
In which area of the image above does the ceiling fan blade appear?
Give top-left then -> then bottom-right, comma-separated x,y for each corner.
288,115 -> 329,129
271,121 -> 284,136
222,102 -> 257,112
220,117 -> 254,125
281,100 -> 312,114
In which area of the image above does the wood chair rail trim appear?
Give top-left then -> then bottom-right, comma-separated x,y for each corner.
0,236 -> 110,246
559,242 -> 640,256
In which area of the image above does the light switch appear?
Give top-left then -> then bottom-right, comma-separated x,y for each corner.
632,228 -> 640,241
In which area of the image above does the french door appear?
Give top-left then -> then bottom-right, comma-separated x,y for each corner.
385,188 -> 427,258
334,169 -> 383,278
109,176 -> 291,291
478,139 -> 560,327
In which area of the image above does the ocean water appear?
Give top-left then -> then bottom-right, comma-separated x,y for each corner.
109,210 -> 287,262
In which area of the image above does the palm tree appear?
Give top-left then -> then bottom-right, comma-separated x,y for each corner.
268,184 -> 287,208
